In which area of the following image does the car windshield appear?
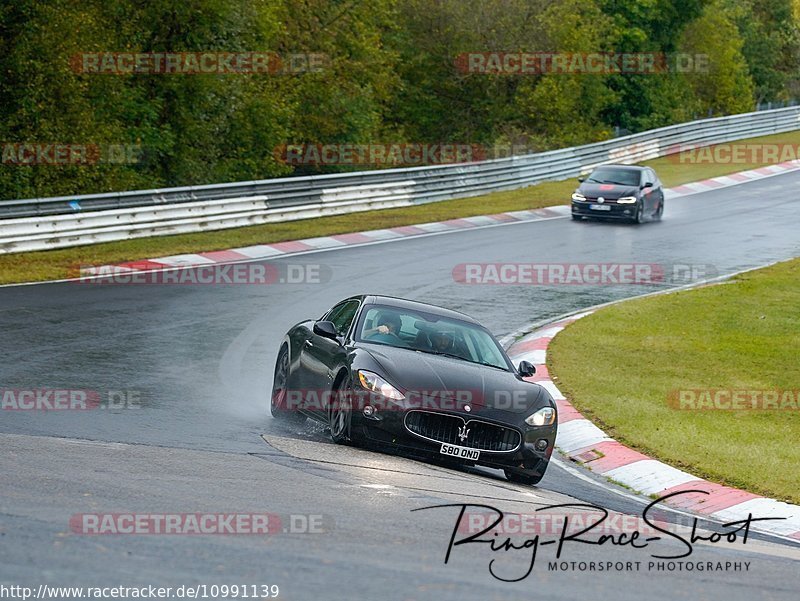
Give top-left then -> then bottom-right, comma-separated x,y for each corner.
586,167 -> 641,186
355,304 -> 511,371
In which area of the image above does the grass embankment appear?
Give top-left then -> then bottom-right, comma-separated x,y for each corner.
548,258 -> 800,503
3,128 -> 800,284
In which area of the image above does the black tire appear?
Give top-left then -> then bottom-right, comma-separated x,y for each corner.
504,469 -> 543,486
329,375 -> 353,444
633,201 -> 645,224
654,198 -> 664,221
571,214 -> 582,221
270,346 -> 305,424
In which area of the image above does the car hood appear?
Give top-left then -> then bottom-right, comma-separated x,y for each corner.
579,182 -> 639,200
358,343 -> 547,414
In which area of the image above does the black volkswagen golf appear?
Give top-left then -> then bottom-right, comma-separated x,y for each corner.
571,164 -> 665,223
271,295 -> 557,485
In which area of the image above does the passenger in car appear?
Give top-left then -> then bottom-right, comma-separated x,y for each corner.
430,330 -> 470,359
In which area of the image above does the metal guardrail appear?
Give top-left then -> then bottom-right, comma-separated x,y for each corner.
2,106 -> 799,253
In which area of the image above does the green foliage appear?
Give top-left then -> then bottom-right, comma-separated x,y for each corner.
0,0 -> 797,200
516,0 -> 616,147
722,0 -> 800,103
678,1 -> 756,116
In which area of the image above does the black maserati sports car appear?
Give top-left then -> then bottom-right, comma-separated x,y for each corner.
270,295 -> 557,485
571,164 -> 665,222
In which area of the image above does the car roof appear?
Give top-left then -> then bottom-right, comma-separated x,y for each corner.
362,295 -> 481,325
592,164 -> 647,172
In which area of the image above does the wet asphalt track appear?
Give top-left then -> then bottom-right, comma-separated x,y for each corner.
1,172 -> 800,599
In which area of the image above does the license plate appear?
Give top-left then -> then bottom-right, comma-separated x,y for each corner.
590,204 -> 611,211
440,443 -> 480,460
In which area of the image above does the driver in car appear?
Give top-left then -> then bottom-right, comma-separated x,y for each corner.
364,312 -> 403,344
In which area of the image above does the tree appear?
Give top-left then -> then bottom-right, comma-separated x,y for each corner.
722,0 -> 800,104
678,2 -> 755,116
0,0 -> 148,199
515,0 -> 616,148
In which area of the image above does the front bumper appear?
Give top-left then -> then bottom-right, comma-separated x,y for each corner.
351,407 -> 556,476
572,199 -> 637,220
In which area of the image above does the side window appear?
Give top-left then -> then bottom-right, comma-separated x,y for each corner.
327,300 -> 360,336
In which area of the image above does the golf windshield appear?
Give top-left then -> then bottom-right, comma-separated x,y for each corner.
587,167 -> 641,186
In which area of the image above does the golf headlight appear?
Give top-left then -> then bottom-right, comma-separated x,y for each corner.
571,192 -> 586,201
525,407 -> 556,426
357,370 -> 404,401
617,196 -> 637,204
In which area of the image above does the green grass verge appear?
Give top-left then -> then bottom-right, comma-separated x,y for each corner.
3,128 -> 800,285
548,258 -> 800,504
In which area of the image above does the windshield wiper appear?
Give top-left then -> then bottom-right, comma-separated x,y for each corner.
417,349 -> 508,371
416,349 -> 463,360
472,360 -> 511,371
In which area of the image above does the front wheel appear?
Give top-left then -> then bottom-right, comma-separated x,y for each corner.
653,198 -> 664,221
270,346 -> 305,424
633,201 -> 645,224
329,376 -> 353,444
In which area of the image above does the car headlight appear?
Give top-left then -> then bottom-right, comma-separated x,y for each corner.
356,370 -> 404,401
571,192 -> 586,201
617,196 -> 638,204
525,407 -> 556,426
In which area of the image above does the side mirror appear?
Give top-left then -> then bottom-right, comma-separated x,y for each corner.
578,176 -> 586,183
643,181 -> 654,188
518,360 -> 536,377
313,320 -> 339,340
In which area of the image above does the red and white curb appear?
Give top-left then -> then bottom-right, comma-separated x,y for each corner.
506,314 -> 800,541
82,207 -> 571,276
80,159 -> 800,277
